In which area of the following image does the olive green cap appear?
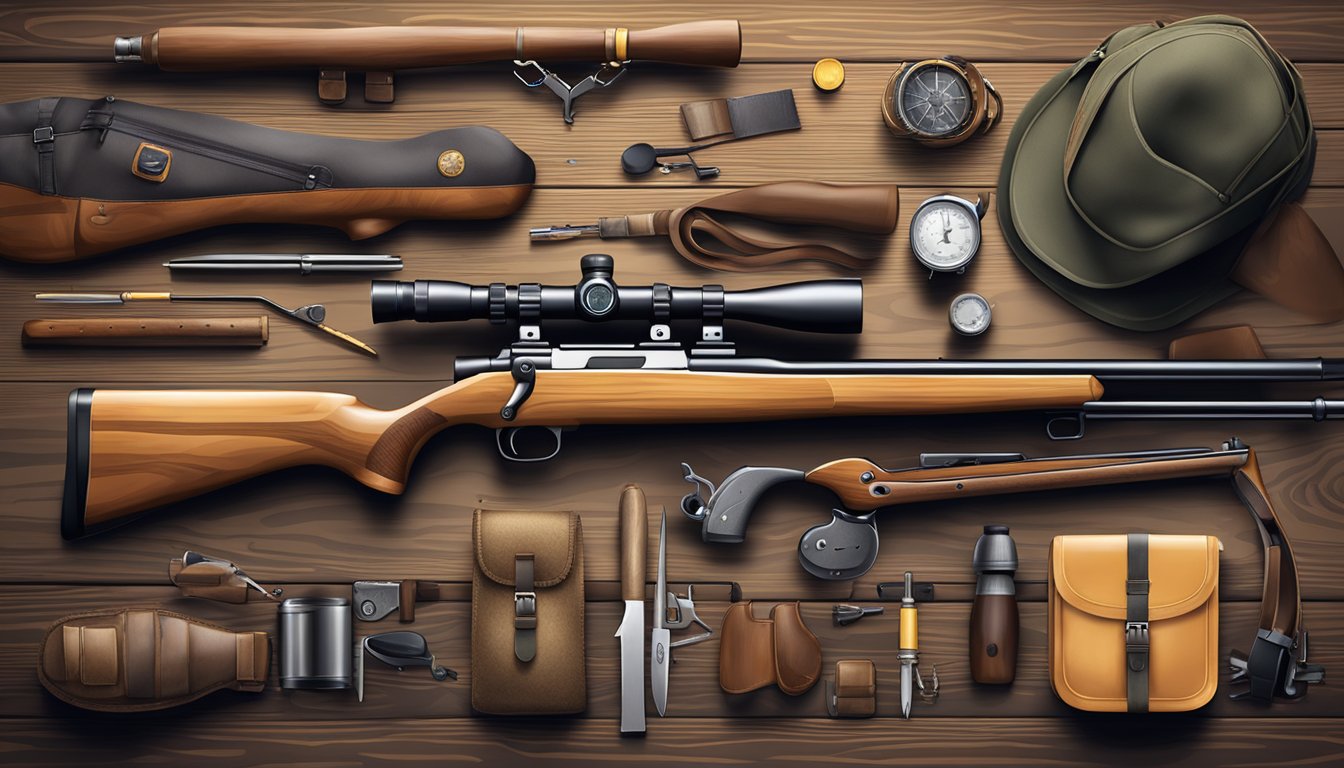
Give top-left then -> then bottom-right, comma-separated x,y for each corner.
997,15 -> 1315,330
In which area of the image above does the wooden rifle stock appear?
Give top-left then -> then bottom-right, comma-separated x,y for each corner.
137,21 -> 744,71
62,371 -> 1100,538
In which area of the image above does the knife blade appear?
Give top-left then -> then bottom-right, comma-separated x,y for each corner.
615,485 -> 647,733
651,507 -> 671,716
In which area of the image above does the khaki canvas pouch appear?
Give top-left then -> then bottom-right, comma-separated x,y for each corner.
1049,533 -> 1221,712
471,509 -> 585,715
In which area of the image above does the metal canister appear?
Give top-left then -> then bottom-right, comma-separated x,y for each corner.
278,597 -> 352,689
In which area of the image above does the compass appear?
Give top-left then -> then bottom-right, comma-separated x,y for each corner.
909,194 -> 987,274
882,57 -> 1002,147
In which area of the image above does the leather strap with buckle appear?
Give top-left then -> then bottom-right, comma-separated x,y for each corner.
1125,533 -> 1150,713
514,553 -> 537,662
33,97 -> 58,195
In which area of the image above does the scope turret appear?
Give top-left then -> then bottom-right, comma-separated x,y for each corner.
371,254 -> 863,335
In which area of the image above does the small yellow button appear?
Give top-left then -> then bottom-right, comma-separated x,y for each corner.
812,58 -> 845,92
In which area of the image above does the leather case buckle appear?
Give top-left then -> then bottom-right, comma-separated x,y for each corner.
514,591 -> 537,629
32,126 -> 55,144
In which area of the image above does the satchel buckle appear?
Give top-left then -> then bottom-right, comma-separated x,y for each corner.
1125,621 -> 1150,649
514,590 -> 537,629
32,126 -> 54,144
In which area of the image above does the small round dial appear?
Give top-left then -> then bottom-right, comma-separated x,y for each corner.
949,292 -> 992,336
898,64 -> 972,138
911,197 -> 982,272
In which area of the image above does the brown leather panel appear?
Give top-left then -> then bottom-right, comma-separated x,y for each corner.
771,603 -> 822,695
0,182 -> 533,263
60,626 -> 79,683
169,557 -> 251,603
832,659 -> 877,717
124,610 -> 156,698
680,98 -> 734,140
474,509 -> 577,587
78,627 -> 120,686
1233,201 -> 1344,322
470,510 -> 585,715
37,609 -> 270,712
158,613 -> 190,699
1167,326 -> 1267,360
718,603 -> 777,694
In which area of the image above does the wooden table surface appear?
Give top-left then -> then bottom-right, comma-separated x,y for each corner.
2,1 -> 1343,765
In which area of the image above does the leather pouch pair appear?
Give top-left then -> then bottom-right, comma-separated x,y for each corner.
0,96 -> 535,263
1049,533 -> 1221,712
719,602 -> 822,695
471,509 -> 585,715
37,608 -> 269,712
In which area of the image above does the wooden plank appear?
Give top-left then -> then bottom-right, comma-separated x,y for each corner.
1,585 -> 1339,720
0,64 -> 1339,190
2,1 -> 1343,63
4,187 -> 1343,383
2,416 -> 1341,603
0,716 -> 1341,766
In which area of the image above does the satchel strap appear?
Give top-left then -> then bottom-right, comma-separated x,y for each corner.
1125,533 -> 1150,713
33,97 -> 59,195
514,553 -> 537,663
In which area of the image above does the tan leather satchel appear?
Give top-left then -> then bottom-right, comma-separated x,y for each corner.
471,509 -> 585,715
1049,533 -> 1221,712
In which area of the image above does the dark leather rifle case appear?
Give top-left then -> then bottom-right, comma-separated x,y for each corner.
0,96 -> 535,262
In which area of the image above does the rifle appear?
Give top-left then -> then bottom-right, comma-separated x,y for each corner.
678,438 -> 1324,703
113,21 -> 743,122
61,257 -> 1343,539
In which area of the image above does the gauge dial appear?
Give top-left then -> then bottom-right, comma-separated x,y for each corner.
911,197 -> 981,272
949,292 -> 992,336
898,64 -> 972,138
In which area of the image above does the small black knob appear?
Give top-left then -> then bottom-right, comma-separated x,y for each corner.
986,643 -> 998,657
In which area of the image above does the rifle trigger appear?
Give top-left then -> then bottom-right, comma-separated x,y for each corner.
500,358 -> 537,421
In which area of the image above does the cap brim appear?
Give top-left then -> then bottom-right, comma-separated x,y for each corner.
997,65 -> 1244,331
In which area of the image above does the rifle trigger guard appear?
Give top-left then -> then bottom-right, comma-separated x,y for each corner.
500,357 -> 537,421
1045,412 -> 1086,441
494,426 -> 563,463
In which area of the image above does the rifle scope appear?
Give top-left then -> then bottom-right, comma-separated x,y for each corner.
371,254 -> 863,334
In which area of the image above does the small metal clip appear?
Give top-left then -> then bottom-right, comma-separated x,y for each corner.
916,664 -> 939,703
678,462 -> 717,521
512,60 -> 626,124
665,584 -> 713,648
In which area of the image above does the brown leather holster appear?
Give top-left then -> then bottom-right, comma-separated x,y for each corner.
38,608 -> 269,712
471,509 -> 586,715
596,181 -> 899,271
718,602 -> 822,695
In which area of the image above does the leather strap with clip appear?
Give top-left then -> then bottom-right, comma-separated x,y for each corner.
588,181 -> 899,271
168,551 -> 281,603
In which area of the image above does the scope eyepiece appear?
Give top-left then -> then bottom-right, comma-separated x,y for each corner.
371,255 -> 863,335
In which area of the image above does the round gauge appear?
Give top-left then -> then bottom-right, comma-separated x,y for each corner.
580,282 -> 616,315
949,293 -> 992,336
910,195 -> 983,273
897,63 -> 972,138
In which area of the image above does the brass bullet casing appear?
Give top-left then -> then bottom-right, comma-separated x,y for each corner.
812,58 -> 845,91
437,150 -> 465,178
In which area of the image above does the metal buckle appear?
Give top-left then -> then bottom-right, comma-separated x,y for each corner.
32,126 -> 54,144
514,590 -> 537,617
1125,621 -> 1150,650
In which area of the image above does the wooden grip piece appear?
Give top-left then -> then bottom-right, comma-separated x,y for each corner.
619,485 -> 647,601
23,317 -> 268,347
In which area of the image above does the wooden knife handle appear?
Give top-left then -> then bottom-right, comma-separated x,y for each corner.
23,317 -> 269,347
619,484 -> 647,601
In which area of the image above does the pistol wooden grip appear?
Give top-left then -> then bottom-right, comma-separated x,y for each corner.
619,485 -> 648,601
63,388 -> 408,538
628,20 -> 742,67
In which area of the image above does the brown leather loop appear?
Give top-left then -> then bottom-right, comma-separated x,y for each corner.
1232,450 -> 1300,639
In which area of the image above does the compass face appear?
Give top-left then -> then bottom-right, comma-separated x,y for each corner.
897,64 -> 972,138
911,199 -> 980,271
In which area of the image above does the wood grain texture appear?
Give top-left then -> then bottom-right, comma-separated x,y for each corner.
2,1 -> 1343,764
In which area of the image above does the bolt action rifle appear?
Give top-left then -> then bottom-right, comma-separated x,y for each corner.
62,256 -> 1344,539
